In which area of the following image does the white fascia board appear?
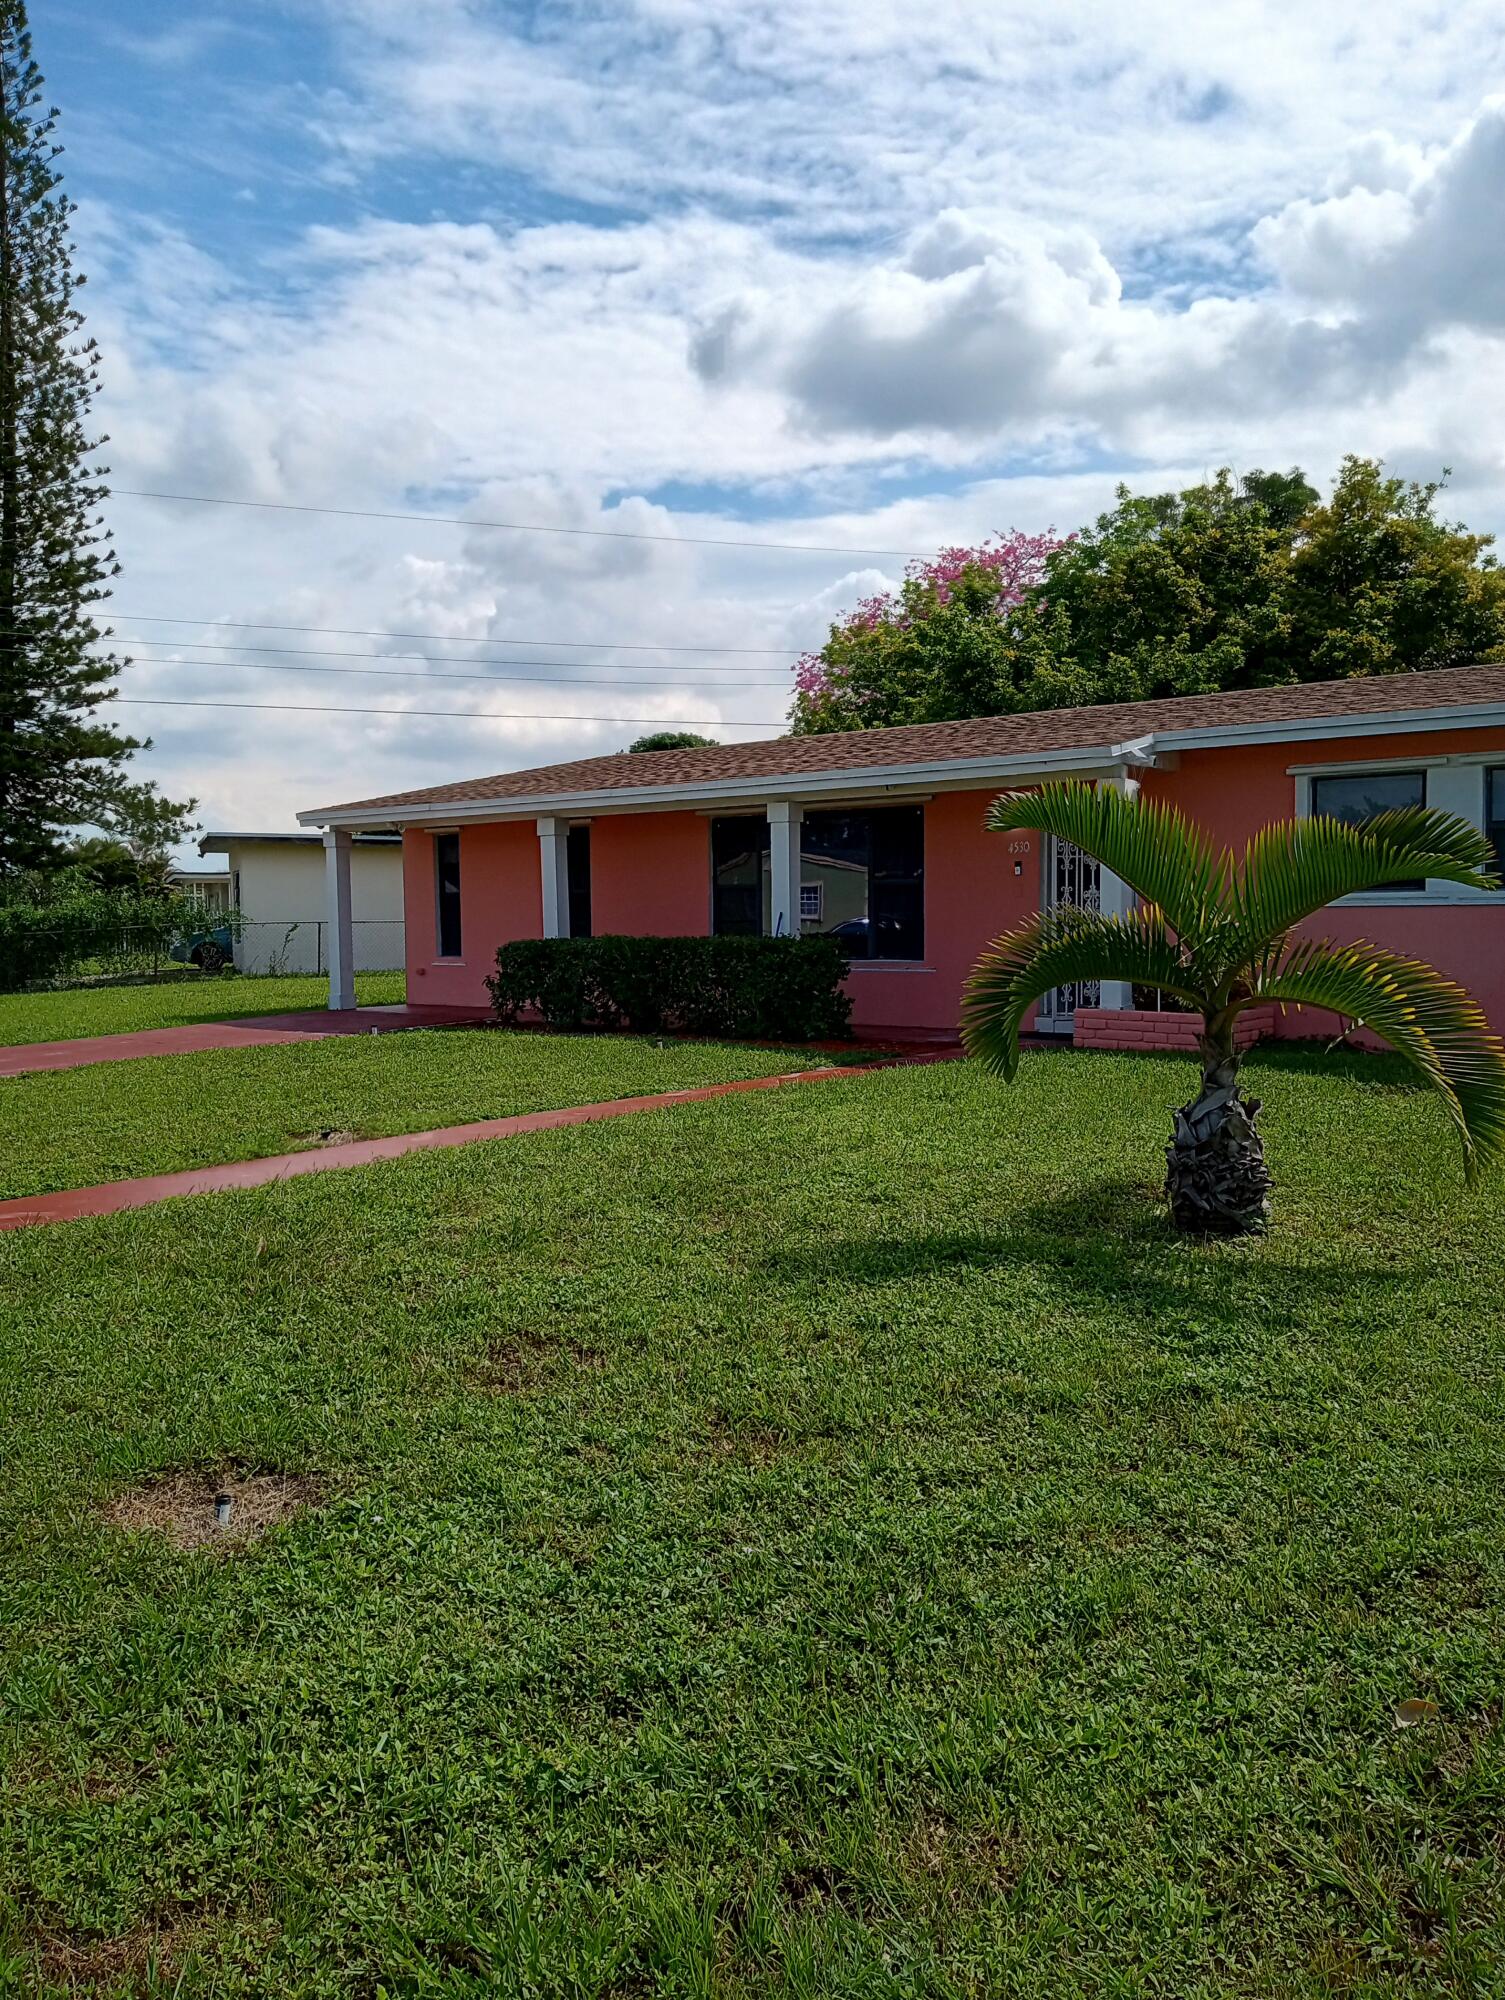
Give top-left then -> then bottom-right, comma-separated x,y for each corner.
1156,700 -> 1505,754
296,740 -> 1145,831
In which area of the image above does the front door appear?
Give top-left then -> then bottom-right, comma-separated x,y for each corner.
1037,834 -> 1101,1028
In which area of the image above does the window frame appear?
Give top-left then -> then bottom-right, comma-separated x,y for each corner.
708,804 -> 927,962
1309,765 -> 1428,894
1292,753 -> 1496,906
434,830 -> 463,959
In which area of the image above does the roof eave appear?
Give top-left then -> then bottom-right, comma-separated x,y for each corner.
296,738 -> 1156,831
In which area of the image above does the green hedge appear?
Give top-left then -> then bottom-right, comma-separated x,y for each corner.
487,935 -> 853,1041
0,888 -> 232,993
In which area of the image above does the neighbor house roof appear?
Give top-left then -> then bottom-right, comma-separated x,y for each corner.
300,662 -> 1505,828
199,830 -> 400,854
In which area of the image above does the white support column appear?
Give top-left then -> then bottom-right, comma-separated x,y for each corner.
766,800 -> 803,938
1097,771 -> 1140,1011
537,816 -> 571,938
322,828 -> 356,1012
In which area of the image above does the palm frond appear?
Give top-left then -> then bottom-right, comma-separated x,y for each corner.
962,906 -> 1200,1079
1228,808 -> 1499,960
985,781 -> 1227,942
1260,936 -> 1505,1179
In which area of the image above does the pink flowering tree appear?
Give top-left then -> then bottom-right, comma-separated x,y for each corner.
790,530 -> 1069,734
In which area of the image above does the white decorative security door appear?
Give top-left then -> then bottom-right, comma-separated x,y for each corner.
1038,834 -> 1101,1026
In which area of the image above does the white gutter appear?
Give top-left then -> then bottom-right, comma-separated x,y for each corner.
297,739 -> 1154,831
1155,698 -> 1505,752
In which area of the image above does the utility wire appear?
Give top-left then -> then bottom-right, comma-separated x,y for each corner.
107,611 -> 802,656
117,697 -> 784,728
97,634 -> 790,679
115,653 -> 790,693
113,487 -> 927,559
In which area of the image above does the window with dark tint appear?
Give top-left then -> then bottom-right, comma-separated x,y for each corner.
711,816 -> 768,935
801,805 -> 925,960
1487,770 -> 1505,882
1310,769 -> 1426,890
435,832 -> 462,956
711,806 -> 926,956
567,824 -> 592,938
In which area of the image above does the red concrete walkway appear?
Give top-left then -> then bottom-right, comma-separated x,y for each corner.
0,1052 -> 959,1232
0,1004 -> 491,1078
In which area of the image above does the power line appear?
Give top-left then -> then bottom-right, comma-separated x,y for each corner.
108,611 -> 800,656
100,635 -> 790,680
116,653 -> 790,693
117,696 -> 784,728
112,487 -> 926,559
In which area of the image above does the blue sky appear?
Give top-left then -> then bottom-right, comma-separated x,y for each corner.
47,0 -> 1505,839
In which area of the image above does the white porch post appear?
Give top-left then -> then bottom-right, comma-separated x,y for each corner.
766,800 -> 803,938
537,816 -> 571,938
322,828 -> 356,1012
1097,771 -> 1139,1011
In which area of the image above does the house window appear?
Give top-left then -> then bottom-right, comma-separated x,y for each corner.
567,824 -> 592,938
711,807 -> 925,958
1310,769 -> 1426,891
435,832 -> 462,957
1487,770 -> 1505,882
711,816 -> 768,935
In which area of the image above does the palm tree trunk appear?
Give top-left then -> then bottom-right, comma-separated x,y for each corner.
1164,1013 -> 1271,1235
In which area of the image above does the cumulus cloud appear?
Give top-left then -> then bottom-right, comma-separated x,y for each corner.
1253,97 -> 1505,339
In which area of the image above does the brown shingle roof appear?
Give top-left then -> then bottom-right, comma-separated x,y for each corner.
308,662 -> 1505,818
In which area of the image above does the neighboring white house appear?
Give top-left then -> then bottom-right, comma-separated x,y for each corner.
198,831 -> 404,975
165,865 -> 232,912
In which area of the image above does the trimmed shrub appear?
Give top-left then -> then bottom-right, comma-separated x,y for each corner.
487,935 -> 853,1041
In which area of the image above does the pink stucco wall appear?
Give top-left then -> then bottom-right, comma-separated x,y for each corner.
404,822 -> 541,1008
591,812 -> 708,936
396,720 -> 1505,1039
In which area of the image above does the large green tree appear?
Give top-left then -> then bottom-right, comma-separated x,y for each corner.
0,1 -> 190,877
793,461 -> 1505,732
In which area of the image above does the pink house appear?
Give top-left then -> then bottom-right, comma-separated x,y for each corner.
298,663 -> 1505,1045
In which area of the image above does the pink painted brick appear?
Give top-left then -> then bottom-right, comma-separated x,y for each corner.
1074,1005 -> 1280,1054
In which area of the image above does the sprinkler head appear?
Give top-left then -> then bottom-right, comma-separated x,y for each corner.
214,1493 -> 234,1528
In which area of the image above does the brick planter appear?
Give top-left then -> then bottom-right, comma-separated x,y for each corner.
1072,1005 -> 1276,1053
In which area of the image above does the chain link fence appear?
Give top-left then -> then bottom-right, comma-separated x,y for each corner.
235,919 -> 406,976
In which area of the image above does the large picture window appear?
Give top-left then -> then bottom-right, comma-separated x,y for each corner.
709,805 -> 925,960
435,831 -> 463,957
711,816 -> 768,936
1311,769 -> 1426,891
1487,770 -> 1505,882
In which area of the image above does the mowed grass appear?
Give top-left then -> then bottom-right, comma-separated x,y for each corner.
1,1049 -> 1502,1997
0,972 -> 407,1047
0,1029 -> 853,1200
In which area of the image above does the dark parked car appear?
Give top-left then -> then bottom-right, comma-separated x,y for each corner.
169,922 -> 235,971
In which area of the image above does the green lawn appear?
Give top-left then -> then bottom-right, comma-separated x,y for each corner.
0,1029 -> 847,1200
0,971 -> 407,1047
1,1047 -> 1501,1996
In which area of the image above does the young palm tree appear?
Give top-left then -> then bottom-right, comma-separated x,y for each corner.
961,781 -> 1505,1234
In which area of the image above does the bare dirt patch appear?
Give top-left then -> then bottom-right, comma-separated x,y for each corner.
101,1470 -> 321,1553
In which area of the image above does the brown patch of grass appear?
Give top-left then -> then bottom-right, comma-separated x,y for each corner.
702,1408 -> 788,1464
894,1813 -> 1020,1911
37,1914 -> 209,1992
465,1332 -> 604,1396
101,1470 -> 321,1553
